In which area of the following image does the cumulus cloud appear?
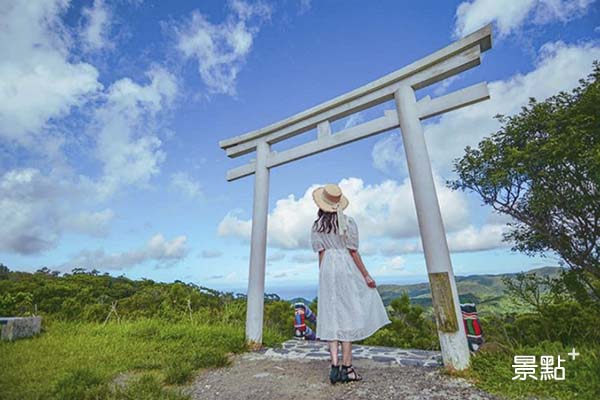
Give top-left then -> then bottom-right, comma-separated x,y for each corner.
343,112 -> 365,129
291,251 -> 317,264
0,168 -> 114,254
171,171 -> 202,199
374,255 -> 407,276
373,40 -> 600,179
0,64 -> 177,255
453,0 -> 596,38
267,252 -> 286,262
218,176 -> 470,250
175,0 -> 272,95
371,132 -> 407,176
298,0 -> 312,15
446,224 -> 511,252
0,1 -> 181,256
62,209 -> 115,237
0,0 -> 101,147
381,223 -> 512,255
57,234 -> 188,271
94,66 -> 178,197
201,249 -> 224,258
81,0 -> 112,52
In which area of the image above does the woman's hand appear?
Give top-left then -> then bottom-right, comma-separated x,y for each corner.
364,274 -> 376,288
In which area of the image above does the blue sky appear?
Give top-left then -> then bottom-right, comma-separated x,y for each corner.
1,0 -> 599,292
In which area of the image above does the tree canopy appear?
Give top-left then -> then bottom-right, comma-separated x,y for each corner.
449,61 -> 600,301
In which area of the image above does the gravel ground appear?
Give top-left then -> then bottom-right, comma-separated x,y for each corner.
183,352 -> 502,400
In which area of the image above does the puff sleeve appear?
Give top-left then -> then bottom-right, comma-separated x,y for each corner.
311,227 -> 325,252
345,217 -> 359,250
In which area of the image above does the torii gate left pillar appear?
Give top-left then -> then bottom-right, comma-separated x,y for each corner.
245,141 -> 270,348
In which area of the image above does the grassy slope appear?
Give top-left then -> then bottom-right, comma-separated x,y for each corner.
377,266 -> 562,313
0,318 -> 288,400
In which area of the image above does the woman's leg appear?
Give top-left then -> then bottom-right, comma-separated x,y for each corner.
341,341 -> 352,366
341,341 -> 361,380
328,340 -> 339,365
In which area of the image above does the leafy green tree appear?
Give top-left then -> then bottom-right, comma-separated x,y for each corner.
449,61 -> 600,301
360,292 -> 439,349
0,263 -> 9,280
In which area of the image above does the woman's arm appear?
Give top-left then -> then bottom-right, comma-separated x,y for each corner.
349,249 -> 376,288
318,250 -> 324,267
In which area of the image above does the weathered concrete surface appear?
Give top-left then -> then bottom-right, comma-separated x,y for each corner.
184,351 -> 500,400
0,317 -> 42,341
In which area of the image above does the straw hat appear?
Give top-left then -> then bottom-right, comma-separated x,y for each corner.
312,184 -> 349,235
312,183 -> 349,212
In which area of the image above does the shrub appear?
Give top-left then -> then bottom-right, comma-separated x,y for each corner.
50,368 -> 109,400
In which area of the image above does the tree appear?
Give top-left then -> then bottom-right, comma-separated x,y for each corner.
449,61 -> 600,301
0,263 -> 9,279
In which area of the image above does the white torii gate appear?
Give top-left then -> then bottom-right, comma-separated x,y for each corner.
219,24 -> 493,371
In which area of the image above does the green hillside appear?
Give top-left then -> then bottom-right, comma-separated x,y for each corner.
377,266 -> 562,314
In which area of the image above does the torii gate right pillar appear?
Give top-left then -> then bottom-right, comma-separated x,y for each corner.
394,85 -> 471,370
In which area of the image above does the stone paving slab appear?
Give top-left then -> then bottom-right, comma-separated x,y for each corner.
254,338 -> 442,368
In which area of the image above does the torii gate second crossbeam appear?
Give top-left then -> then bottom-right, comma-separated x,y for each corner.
219,24 -> 493,371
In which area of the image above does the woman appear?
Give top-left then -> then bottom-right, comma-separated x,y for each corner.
311,183 -> 392,384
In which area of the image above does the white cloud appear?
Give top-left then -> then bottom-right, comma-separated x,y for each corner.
291,251 -> 317,264
0,168 -> 113,254
433,75 -> 461,96
298,0 -> 312,15
373,40 -> 600,179
171,172 -> 202,199
201,249 -> 223,258
218,176 -> 470,250
175,0 -> 272,95
94,66 -> 178,197
343,112 -> 365,129
371,132 -> 407,175
267,252 -> 286,262
0,63 -> 177,254
218,209 -> 253,239
389,223 -> 511,254
58,234 -> 188,271
446,224 -> 510,252
81,0 -> 112,52
0,0 -> 101,147
63,209 -> 115,237
379,240 -> 420,257
374,255 -> 407,276
0,2 -> 181,256
454,0 -> 596,38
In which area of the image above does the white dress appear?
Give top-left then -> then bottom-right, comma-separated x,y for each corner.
312,215 -> 392,341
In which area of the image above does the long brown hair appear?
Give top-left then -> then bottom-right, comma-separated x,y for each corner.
312,209 -> 339,234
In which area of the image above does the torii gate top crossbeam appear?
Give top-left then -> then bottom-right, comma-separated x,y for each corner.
220,24 -> 492,181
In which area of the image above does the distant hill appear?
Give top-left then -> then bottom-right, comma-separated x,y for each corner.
377,266 -> 562,314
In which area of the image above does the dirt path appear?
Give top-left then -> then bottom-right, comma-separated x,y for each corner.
183,351 -> 501,400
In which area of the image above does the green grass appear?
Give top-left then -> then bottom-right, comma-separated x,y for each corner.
0,318 -> 288,400
464,342 -> 600,400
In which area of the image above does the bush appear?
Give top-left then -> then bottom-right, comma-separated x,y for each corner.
163,361 -> 194,385
359,292 -> 439,350
112,374 -> 190,400
50,368 -> 109,400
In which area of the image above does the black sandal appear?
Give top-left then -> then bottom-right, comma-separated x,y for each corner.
329,363 -> 341,384
341,364 -> 363,383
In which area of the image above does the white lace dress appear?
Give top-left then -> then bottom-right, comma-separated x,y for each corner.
311,216 -> 392,341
